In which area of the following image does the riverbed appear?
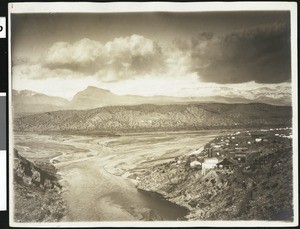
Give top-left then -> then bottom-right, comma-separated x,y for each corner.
14,131 -> 218,221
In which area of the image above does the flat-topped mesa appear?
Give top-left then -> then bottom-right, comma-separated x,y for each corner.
72,86 -> 112,98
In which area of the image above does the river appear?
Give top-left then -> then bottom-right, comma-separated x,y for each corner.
14,131 -> 218,221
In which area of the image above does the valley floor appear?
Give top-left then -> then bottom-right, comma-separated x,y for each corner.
13,131 -> 217,222
12,128 -> 294,222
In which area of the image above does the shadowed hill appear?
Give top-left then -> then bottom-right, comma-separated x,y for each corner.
14,103 -> 292,132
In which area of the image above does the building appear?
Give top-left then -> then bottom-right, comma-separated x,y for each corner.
202,157 -> 219,175
230,151 -> 261,164
216,158 -> 236,170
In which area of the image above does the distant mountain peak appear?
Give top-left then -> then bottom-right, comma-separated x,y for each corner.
19,90 -> 42,96
84,86 -> 111,93
71,86 -> 116,108
72,86 -> 114,99
12,89 -> 70,116
12,85 -> 291,118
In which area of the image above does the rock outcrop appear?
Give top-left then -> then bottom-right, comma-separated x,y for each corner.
13,149 -> 66,222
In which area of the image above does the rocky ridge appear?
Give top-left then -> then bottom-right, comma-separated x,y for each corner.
14,103 -> 291,132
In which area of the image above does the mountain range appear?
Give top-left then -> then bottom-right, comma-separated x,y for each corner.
12,86 -> 291,117
12,90 -> 69,117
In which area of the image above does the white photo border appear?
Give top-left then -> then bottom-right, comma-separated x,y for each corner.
8,2 -> 298,227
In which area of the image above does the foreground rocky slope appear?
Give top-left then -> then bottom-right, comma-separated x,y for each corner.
13,149 -> 66,222
14,103 -> 291,132
137,130 -> 294,221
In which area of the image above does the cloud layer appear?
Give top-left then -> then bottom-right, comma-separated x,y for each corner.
13,23 -> 291,86
190,23 -> 291,84
42,35 -> 165,82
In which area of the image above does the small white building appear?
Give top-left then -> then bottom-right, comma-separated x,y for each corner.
201,157 -> 219,175
202,157 -> 219,170
255,138 -> 262,142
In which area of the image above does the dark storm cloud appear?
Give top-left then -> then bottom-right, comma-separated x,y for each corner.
11,11 -> 291,84
172,38 -> 190,51
190,22 -> 291,84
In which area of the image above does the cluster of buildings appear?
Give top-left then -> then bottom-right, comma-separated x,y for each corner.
274,133 -> 292,139
188,128 -> 293,175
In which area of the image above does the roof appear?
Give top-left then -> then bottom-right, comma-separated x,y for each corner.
217,158 -> 236,166
203,157 -> 219,164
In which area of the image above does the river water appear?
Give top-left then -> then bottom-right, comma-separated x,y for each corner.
14,131 -> 218,221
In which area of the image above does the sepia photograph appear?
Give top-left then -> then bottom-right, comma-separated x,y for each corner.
9,2 -> 298,227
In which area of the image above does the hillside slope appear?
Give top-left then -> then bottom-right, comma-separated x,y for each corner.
137,134 -> 293,221
14,103 -> 291,132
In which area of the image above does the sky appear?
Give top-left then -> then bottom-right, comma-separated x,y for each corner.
11,11 -> 291,101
